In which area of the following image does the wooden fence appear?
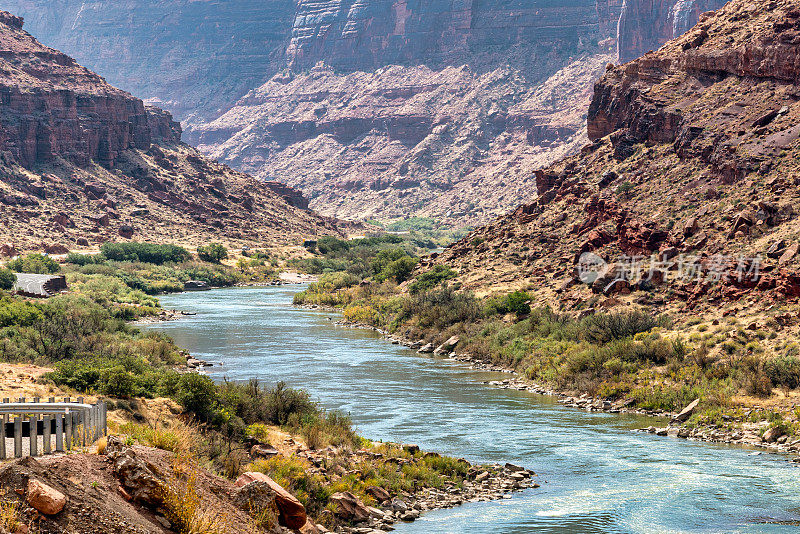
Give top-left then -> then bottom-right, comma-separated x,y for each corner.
0,397 -> 107,459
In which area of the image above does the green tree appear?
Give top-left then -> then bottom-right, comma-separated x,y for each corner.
6,253 -> 60,274
0,268 -> 15,290
176,373 -> 218,421
197,243 -> 229,264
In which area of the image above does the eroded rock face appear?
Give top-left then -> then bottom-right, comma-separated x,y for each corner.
0,11 -> 342,251
0,14 -> 178,169
616,0 -> 728,63
428,0 -> 800,313
287,0 -> 605,72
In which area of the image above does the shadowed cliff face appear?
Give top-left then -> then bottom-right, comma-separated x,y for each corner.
616,0 -> 729,63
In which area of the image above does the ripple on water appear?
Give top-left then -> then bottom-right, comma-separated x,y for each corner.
145,287 -> 800,534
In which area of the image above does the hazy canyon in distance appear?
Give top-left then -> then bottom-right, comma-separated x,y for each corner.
0,0 -> 726,227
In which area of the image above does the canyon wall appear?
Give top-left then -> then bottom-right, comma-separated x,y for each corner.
0,11 -> 340,253
0,0 -> 734,226
0,11 -> 179,168
616,0 -> 728,63
0,0 -> 296,125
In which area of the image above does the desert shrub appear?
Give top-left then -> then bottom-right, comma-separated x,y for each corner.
741,355 -> 772,397
372,250 -> 418,283
486,291 -> 532,317
173,374 -> 219,422
400,287 -> 482,330
0,268 -> 15,290
576,311 -> 660,344
408,265 -> 457,294
65,252 -> 105,266
6,253 -> 60,274
100,242 -> 190,264
197,243 -> 229,264
765,355 -> 800,390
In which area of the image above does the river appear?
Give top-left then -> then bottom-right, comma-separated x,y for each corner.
142,286 -> 800,533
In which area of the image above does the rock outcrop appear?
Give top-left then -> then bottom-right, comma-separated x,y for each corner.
0,13 -> 341,252
427,0 -> 800,315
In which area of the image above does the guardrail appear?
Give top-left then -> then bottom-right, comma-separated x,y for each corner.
0,397 -> 107,459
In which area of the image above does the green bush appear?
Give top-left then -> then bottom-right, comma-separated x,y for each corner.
174,373 -> 219,421
0,268 -> 15,290
66,252 -> 105,266
765,356 -> 800,390
197,243 -> 229,264
100,242 -> 190,265
372,249 -> 418,283
487,291 -> 531,317
408,265 -> 457,294
6,253 -> 60,274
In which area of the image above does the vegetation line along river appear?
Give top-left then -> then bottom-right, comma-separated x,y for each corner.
143,286 -> 800,534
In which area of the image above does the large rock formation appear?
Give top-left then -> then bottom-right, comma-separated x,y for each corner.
0,12 -> 340,252
0,11 -> 178,169
286,0 -> 605,72
429,0 -> 800,314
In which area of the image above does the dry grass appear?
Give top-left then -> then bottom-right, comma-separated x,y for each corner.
162,457 -> 227,534
118,420 -> 199,455
0,491 -> 22,533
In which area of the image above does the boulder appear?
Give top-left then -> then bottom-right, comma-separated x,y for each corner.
118,224 -> 135,239
433,335 -> 460,355
417,343 -> 435,353
762,426 -> 785,443
111,448 -> 164,506
329,491 -> 370,522
365,485 -> 391,502
42,243 -> 69,255
233,481 -> 279,527
250,444 -> 280,459
234,472 -> 306,529
0,243 -> 16,258
26,479 -> 66,515
671,398 -> 700,424
779,243 -> 799,265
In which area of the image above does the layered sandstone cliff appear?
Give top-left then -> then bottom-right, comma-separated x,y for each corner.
0,12 -> 339,252
430,0 -> 800,315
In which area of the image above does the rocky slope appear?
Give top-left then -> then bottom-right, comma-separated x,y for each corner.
429,0 -> 800,317
194,0 -> 723,226
0,12 -> 340,254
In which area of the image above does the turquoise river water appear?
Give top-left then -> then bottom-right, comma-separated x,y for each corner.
143,286 -> 800,534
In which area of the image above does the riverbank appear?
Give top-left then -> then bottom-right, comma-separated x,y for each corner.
148,285 -> 800,532
334,319 -> 800,462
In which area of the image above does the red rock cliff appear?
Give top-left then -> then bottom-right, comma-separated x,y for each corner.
0,12 -> 179,169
